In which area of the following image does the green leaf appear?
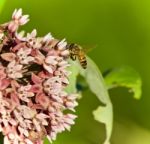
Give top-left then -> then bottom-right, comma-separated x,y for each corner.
78,57 -> 110,104
65,60 -> 80,93
93,105 -> 112,144
104,66 -> 142,99
78,57 -> 113,144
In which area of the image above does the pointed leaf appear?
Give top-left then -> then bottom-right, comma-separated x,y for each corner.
78,56 -> 113,144
104,66 -> 142,99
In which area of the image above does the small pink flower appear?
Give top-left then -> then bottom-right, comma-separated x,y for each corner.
8,9 -> 29,32
17,48 -> 34,64
56,39 -> 69,56
43,56 -> 58,73
26,29 -> 42,49
48,101 -> 64,113
6,60 -> 23,79
16,105 -> 36,119
43,76 -> 62,95
3,126 -> 20,144
42,33 -> 53,46
63,94 -> 78,111
32,50 -> 58,73
63,114 -> 77,130
57,39 -> 67,50
18,85 -> 34,102
15,30 -> 26,41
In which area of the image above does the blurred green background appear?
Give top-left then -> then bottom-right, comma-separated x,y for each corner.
1,0 -> 150,144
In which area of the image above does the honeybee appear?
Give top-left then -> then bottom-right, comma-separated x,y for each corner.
67,43 -> 87,69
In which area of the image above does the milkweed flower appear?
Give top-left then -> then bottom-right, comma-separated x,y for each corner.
0,8 -> 78,144
8,8 -> 29,32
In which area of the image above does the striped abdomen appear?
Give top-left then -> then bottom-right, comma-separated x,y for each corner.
78,50 -> 87,69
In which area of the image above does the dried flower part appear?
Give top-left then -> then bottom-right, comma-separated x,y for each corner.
0,8 -> 78,144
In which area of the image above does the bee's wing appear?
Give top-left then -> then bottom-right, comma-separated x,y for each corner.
81,44 -> 98,54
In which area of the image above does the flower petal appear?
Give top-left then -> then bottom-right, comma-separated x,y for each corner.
31,73 -> 42,84
43,63 -> 53,73
1,53 -> 16,62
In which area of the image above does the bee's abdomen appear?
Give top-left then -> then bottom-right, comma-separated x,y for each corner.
79,56 -> 87,69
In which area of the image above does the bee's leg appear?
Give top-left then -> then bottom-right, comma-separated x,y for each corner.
72,55 -> 76,61
70,54 -> 76,61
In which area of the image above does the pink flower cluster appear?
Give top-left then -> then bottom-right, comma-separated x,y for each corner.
0,9 -> 78,144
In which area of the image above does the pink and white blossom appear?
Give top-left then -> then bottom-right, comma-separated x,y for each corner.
0,8 -> 78,144
26,29 -> 42,49
8,9 -> 29,32
17,48 -> 34,64
15,30 -> 26,41
6,60 -> 23,79
42,33 -> 53,46
43,76 -> 62,95
18,85 -> 34,102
